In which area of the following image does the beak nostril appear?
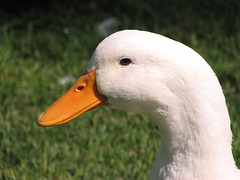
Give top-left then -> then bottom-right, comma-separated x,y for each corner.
75,82 -> 87,92
77,86 -> 84,91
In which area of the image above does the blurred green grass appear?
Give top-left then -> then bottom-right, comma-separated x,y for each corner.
0,0 -> 240,179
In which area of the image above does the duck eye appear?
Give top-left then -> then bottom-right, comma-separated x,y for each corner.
119,58 -> 132,66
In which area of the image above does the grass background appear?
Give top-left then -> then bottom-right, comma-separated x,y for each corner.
0,0 -> 240,179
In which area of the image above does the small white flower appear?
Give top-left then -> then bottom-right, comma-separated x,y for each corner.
59,75 -> 76,86
63,27 -> 69,34
98,17 -> 118,37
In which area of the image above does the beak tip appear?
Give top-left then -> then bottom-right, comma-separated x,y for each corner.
36,112 -> 45,127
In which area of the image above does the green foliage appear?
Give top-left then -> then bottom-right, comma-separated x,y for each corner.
0,0 -> 239,179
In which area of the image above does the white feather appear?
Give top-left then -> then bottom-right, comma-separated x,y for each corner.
87,30 -> 240,180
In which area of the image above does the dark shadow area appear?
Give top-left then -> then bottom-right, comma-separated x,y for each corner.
1,0 -> 239,35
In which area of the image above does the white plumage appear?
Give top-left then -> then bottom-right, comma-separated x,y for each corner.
87,30 -> 240,179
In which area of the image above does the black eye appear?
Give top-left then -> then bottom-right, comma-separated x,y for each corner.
119,58 -> 132,66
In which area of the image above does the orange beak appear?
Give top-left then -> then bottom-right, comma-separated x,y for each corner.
37,68 -> 107,127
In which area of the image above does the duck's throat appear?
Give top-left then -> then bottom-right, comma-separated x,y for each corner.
149,107 -> 236,179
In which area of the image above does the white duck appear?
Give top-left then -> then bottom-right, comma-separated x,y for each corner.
37,30 -> 240,180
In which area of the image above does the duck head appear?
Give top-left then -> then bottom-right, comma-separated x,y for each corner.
37,30 -> 225,129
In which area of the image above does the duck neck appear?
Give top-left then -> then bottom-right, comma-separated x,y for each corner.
149,97 -> 236,179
